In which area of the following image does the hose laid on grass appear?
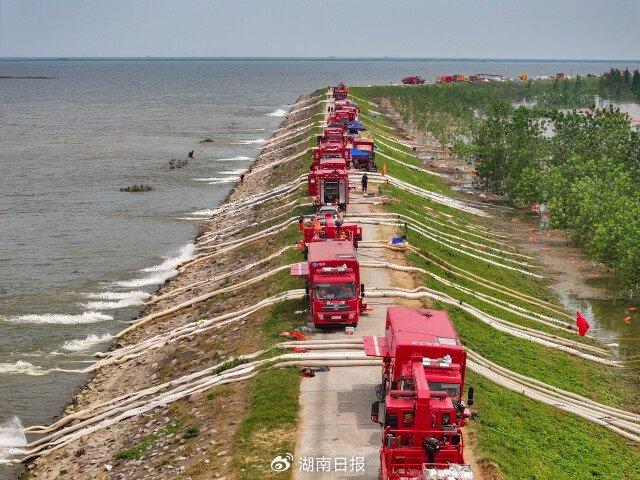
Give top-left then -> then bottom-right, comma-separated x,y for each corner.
361,260 -> 572,331
355,172 -> 488,217
259,134 -> 313,159
182,222 -> 297,272
196,215 -> 299,253
187,175 -> 307,227
147,245 -> 294,306
10,350 -> 376,464
263,123 -> 316,146
12,340 -> 637,464
287,100 -> 329,117
272,115 -> 316,134
355,217 -> 541,278
357,111 -> 397,131
365,286 -> 619,366
348,94 -> 379,108
348,211 -> 523,254
27,339 -> 361,435
372,131 -> 416,150
466,350 -> 640,443
375,136 -> 416,156
96,290 -> 305,370
246,148 -> 311,176
198,198 -> 312,244
348,212 -> 532,260
407,246 -> 571,319
117,264 -> 294,337
375,150 -> 444,178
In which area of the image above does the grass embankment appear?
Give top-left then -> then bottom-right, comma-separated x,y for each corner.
108,91 -> 326,477
226,91 -> 327,478
350,87 -> 640,479
357,81 -> 640,296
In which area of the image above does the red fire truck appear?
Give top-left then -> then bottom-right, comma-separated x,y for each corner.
307,168 -> 349,210
402,76 -> 426,85
291,240 -> 366,329
350,137 -> 377,171
333,83 -> 349,100
364,307 -> 475,480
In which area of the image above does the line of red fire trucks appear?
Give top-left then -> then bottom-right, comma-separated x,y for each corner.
290,84 -> 475,479
292,83 -> 373,330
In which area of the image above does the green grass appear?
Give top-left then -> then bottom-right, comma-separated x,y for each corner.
115,434 -> 159,460
260,298 -> 308,348
447,305 -> 639,409
206,385 -> 234,401
233,368 -> 300,480
469,371 -> 640,480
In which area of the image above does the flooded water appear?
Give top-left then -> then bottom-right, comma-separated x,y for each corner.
1,58 -> 639,476
553,282 -> 640,359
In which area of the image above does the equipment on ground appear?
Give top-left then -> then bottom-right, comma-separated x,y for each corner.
402,76 -> 426,85
298,211 -> 362,248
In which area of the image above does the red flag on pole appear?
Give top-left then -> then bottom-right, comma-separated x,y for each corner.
576,311 -> 590,336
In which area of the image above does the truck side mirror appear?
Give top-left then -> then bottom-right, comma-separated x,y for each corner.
467,387 -> 475,407
361,283 -> 365,297
371,401 -> 382,424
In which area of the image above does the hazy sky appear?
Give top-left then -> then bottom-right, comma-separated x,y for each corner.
1,0 -> 639,59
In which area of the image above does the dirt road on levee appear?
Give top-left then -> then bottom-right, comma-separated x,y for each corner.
294,198 -> 418,480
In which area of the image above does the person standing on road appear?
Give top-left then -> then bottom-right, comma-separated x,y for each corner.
361,173 -> 368,194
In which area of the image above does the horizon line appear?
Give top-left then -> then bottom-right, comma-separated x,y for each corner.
1,55 -> 639,63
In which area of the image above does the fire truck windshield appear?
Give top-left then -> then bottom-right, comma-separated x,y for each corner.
428,382 -> 461,400
316,282 -> 356,300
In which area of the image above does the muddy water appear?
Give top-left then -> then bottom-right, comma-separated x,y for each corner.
499,207 -> 640,360
553,281 -> 640,358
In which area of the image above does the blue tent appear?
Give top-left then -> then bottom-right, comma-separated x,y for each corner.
350,148 -> 371,158
347,121 -> 366,131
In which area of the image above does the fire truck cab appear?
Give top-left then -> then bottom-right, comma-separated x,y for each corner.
291,240 -> 365,329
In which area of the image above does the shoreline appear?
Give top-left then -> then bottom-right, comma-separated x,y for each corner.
16,91 -> 324,479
